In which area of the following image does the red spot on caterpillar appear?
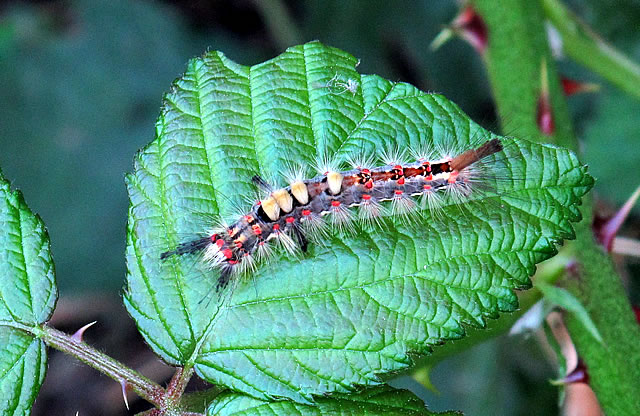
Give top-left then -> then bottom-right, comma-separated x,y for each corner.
361,168 -> 370,174
285,216 -> 295,224
215,239 -> 225,248
394,190 -> 403,195
244,215 -> 254,223
397,177 -> 405,185
251,225 -> 262,235
223,249 -> 233,259
302,209 -> 311,216
391,166 -> 404,180
331,200 -> 341,207
426,173 -> 433,180
365,181 -> 373,189
210,234 -> 218,242
273,224 -> 280,231
424,184 -> 432,190
362,194 -> 372,200
228,260 -> 239,265
234,241 -> 243,249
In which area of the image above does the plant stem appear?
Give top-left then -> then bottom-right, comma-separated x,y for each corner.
473,0 -> 640,413
542,0 -> 640,100
165,366 -> 195,410
252,0 -> 302,50
41,325 -> 166,408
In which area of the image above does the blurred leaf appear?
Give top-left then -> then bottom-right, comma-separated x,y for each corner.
537,282 -> 603,344
0,170 -> 57,415
412,365 -> 439,394
0,0 -> 268,292
207,386 -> 460,415
543,0 -> 640,100
583,89 -> 640,211
125,41 -> 592,402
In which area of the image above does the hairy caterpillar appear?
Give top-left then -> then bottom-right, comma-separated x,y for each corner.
160,138 -> 504,290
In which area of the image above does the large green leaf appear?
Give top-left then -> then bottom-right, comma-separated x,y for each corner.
0,170 -> 57,415
124,41 -> 593,403
207,386 -> 460,415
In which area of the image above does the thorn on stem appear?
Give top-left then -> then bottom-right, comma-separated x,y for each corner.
611,236 -> 640,257
120,380 -> 130,410
552,359 -> 590,385
431,5 -> 487,54
536,59 -> 555,135
594,185 -> 640,252
561,77 -> 600,96
71,321 -> 97,343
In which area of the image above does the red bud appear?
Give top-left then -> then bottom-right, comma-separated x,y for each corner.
561,77 -> 600,96
537,59 -> 555,135
431,5 -> 488,55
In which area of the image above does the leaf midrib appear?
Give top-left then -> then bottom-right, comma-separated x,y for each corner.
226,246 -> 536,311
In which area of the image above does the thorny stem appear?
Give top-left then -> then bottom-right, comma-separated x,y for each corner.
252,0 -> 302,50
542,0 -> 640,100
474,0 -> 640,414
165,366 -> 195,409
40,325 -> 166,408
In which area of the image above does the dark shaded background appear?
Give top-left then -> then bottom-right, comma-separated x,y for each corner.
1,0 -> 638,414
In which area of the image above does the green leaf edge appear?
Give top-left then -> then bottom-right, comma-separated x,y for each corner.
0,169 -> 57,416
207,385 -> 462,416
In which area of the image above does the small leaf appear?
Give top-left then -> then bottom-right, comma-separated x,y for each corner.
537,282 -> 603,344
0,170 -> 57,415
124,41 -> 593,402
207,386 -> 460,416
